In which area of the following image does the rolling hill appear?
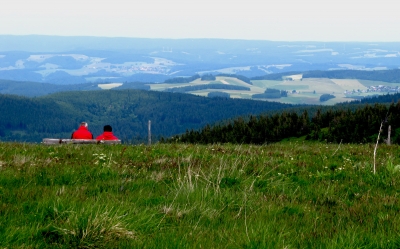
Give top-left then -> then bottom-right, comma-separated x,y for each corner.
0,89 -> 295,142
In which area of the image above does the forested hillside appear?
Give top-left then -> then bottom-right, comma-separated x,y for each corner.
0,79 -> 152,97
167,94 -> 400,144
251,69 -> 400,82
0,79 -> 101,97
302,69 -> 400,83
0,90 -> 294,142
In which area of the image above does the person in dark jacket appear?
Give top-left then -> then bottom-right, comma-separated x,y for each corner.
96,125 -> 119,140
71,122 -> 93,139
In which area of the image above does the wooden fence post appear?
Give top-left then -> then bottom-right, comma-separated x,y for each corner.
148,120 -> 151,146
387,125 -> 391,145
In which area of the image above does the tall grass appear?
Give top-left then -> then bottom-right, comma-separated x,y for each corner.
0,141 -> 399,248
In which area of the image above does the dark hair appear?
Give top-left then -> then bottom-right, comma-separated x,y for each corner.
104,125 -> 112,132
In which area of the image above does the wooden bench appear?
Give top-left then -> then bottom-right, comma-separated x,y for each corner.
42,138 -> 121,145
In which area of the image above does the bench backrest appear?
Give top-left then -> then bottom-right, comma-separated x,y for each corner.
42,138 -> 121,145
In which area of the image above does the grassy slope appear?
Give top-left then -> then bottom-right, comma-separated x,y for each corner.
1,141 -> 400,248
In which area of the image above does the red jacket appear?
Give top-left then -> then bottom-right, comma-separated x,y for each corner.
71,126 -> 93,139
96,131 -> 119,140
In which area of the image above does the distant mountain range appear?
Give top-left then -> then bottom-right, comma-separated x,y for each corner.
1,35 -> 400,84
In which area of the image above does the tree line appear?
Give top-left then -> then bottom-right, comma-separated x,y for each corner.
164,100 -> 400,145
253,88 -> 288,99
164,84 -> 250,93
250,69 -> 400,83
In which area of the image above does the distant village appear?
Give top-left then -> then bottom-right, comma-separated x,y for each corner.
344,85 -> 400,95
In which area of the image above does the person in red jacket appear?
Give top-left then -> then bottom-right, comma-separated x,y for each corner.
96,125 -> 119,140
71,122 -> 93,139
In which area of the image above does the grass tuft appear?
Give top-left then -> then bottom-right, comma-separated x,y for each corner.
39,205 -> 135,248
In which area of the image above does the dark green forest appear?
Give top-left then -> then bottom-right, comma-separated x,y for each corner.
208,92 -> 230,98
0,79 -> 152,97
164,75 -> 200,83
253,88 -> 288,99
165,93 -> 400,145
0,79 -> 101,97
0,90 -> 294,143
2,89 -> 400,144
320,94 -> 335,102
251,69 -> 400,82
164,84 -> 250,93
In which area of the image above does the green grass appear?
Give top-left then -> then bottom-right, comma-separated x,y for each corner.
271,85 -> 310,91
1,141 -> 400,248
251,80 -> 283,88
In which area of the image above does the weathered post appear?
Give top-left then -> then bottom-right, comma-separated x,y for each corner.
387,125 -> 391,145
148,120 -> 151,146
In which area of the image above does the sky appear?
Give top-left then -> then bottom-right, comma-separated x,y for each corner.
1,0 -> 399,42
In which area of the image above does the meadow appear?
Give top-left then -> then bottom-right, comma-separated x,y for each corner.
1,141 -> 400,248
146,75 -> 399,105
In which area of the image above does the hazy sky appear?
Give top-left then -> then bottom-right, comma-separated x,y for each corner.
1,0 -> 399,41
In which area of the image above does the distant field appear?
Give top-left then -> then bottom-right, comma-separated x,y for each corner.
147,76 -> 398,105
209,80 -> 224,84
301,78 -> 343,94
149,83 -> 192,90
98,83 -> 123,89
221,77 -> 251,87
273,85 -> 310,91
283,74 -> 303,80
330,79 -> 368,91
252,80 -> 282,88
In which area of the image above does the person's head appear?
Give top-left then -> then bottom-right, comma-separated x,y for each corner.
80,122 -> 88,127
103,125 -> 112,132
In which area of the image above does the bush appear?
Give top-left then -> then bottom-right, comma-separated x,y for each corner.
320,94 -> 335,102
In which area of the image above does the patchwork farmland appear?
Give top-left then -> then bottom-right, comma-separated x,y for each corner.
144,75 -> 400,105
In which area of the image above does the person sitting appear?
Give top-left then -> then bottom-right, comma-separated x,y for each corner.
71,122 -> 94,139
96,125 -> 119,141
